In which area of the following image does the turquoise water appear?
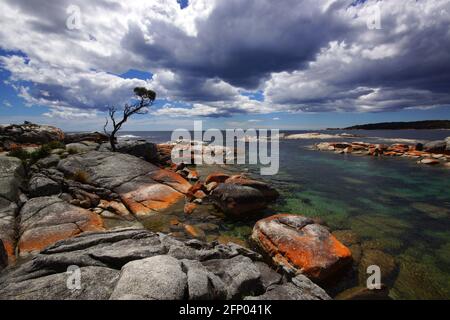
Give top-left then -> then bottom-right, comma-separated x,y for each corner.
122,130 -> 450,299
264,140 -> 450,299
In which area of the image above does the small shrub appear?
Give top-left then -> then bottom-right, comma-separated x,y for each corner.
7,148 -> 31,161
29,144 -> 51,163
45,141 -> 66,150
67,148 -> 79,155
72,170 -> 90,184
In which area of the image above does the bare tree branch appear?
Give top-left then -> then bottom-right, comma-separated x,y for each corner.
103,87 -> 156,152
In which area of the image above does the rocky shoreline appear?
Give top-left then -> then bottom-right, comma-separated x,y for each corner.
314,138 -> 450,167
1,122 -> 399,300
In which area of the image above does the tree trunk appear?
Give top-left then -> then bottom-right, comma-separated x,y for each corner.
109,133 -> 117,152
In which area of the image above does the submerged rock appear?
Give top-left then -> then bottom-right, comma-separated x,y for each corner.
359,249 -> 397,287
335,285 -> 391,300
251,214 -> 352,282
418,158 -> 440,165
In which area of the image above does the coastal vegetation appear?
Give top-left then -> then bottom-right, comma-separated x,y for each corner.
340,120 -> 450,130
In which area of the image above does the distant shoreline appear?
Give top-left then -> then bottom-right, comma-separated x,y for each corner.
329,120 -> 450,131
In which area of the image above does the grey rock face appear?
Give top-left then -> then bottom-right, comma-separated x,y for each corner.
0,156 -> 25,264
0,122 -> 64,147
110,255 -> 187,300
0,156 -> 24,202
28,174 -> 61,197
0,266 -> 119,300
58,151 -> 159,190
66,142 -> 99,153
181,259 -> 227,300
0,228 -> 331,300
35,154 -> 60,168
117,140 -> 158,163
202,255 -> 263,299
0,239 -> 7,271
64,132 -> 109,144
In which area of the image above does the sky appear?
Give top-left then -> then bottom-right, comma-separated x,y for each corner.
0,0 -> 449,131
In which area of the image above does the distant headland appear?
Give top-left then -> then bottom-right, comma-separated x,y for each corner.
328,120 -> 450,130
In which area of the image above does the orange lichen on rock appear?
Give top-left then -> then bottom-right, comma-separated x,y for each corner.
184,202 -> 197,215
205,173 -> 230,185
120,183 -> 184,218
251,214 -> 352,282
1,239 -> 16,263
148,169 -> 192,194
18,207 -> 103,256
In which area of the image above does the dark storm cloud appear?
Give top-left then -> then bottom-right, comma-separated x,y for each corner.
124,0 -> 349,91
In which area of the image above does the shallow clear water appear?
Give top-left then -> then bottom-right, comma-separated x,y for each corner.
121,129 -> 450,299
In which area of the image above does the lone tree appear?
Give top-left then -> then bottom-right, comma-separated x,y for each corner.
104,87 -> 156,151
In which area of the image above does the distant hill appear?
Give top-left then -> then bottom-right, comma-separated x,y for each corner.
341,120 -> 450,130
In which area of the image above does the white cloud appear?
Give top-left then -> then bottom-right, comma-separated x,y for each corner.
2,100 -> 12,108
0,0 -> 448,121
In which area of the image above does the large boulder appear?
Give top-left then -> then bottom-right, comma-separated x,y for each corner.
99,140 -> 158,164
210,176 -> 279,218
251,214 -> 352,282
66,141 -> 99,153
202,255 -> 262,299
110,255 -> 187,300
211,184 -> 268,217
0,122 -> 64,149
0,228 -> 330,300
64,132 -> 109,144
225,176 -> 279,200
0,156 -> 25,262
57,151 -> 191,218
17,196 -> 104,256
28,173 -> 61,197
117,140 -> 158,163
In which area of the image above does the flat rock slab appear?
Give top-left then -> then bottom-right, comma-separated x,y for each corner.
58,151 -> 191,218
18,196 -> 104,257
0,228 -> 330,300
251,214 -> 352,282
